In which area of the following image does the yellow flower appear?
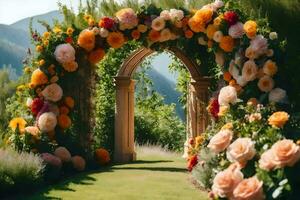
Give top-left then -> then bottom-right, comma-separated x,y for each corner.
39,59 -> 45,66
84,14 -> 92,21
36,45 -> 43,52
17,85 -> 26,91
218,105 -> 229,117
206,24 -> 218,39
66,27 -> 74,35
53,27 -> 62,34
24,67 -> 31,74
244,20 -> 257,38
195,135 -> 204,147
43,31 -> 50,38
268,111 -> 289,128
9,118 -> 27,133
43,40 -> 49,46
221,122 -> 233,130
213,15 -> 223,26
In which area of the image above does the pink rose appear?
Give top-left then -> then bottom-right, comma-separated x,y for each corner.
258,149 -> 276,171
270,139 -> 300,168
71,156 -> 86,171
208,129 -> 233,154
54,147 -> 71,162
229,22 -> 245,38
54,43 -> 76,64
233,176 -> 265,200
250,35 -> 268,57
42,83 -> 63,102
227,138 -> 256,165
212,164 -> 243,198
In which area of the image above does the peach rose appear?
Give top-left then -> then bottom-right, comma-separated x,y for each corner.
227,138 -> 256,164
233,176 -> 265,200
268,111 -> 289,128
258,149 -> 276,171
212,164 -> 243,198
270,139 -> 300,167
258,75 -> 274,93
208,129 -> 233,154
218,86 -> 238,106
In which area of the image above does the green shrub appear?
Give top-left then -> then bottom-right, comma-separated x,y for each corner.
0,148 -> 44,195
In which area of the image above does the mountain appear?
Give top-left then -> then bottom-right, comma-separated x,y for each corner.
147,68 -> 185,120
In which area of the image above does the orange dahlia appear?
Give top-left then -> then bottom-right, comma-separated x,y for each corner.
64,96 -> 75,109
58,114 -> 72,129
95,148 -> 110,165
184,30 -> 194,39
223,71 -> 232,82
107,32 -> 125,49
131,29 -> 140,40
31,69 -> 48,87
59,106 -> 70,115
78,29 -> 95,51
88,48 -> 106,64
188,17 -> 205,33
219,36 -> 235,52
62,61 -> 78,72
193,8 -> 213,24
206,24 -> 218,39
148,29 -> 161,42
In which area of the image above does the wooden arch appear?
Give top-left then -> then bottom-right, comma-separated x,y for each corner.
114,47 -> 211,163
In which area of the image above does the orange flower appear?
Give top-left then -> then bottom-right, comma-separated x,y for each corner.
223,71 -> 232,82
78,29 -> 95,51
268,111 -> 289,128
214,15 -> 223,26
107,32 -> 125,49
60,106 -> 70,115
207,40 -> 213,48
31,69 -> 48,87
95,148 -> 110,165
184,30 -> 194,39
62,61 -> 78,72
188,17 -> 205,33
229,79 -> 236,86
193,8 -> 213,24
58,114 -> 72,129
219,36 -> 234,52
65,96 -> 75,109
244,20 -> 257,38
36,45 -> 43,52
9,118 -> 27,133
148,29 -> 161,42
206,24 -> 218,39
131,29 -> 140,40
88,48 -> 106,64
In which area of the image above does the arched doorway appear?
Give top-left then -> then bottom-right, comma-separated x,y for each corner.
114,47 -> 211,163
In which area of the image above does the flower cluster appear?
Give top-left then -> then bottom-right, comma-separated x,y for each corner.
189,100 -> 300,200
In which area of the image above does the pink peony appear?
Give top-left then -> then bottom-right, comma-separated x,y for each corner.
54,43 -> 76,64
229,22 -> 245,38
41,153 -> 62,168
42,83 -> 63,102
233,176 -> 265,200
54,147 -> 71,162
212,164 -> 243,198
38,112 -> 57,132
116,8 -> 138,30
71,156 -> 86,171
226,138 -> 256,165
249,35 -> 268,57
208,129 -> 233,154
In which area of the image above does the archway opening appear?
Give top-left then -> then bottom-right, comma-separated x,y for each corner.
114,48 -> 210,163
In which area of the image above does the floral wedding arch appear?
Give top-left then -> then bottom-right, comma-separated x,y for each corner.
9,0 -> 300,198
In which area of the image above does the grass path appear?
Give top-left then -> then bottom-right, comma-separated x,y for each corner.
21,146 -> 208,200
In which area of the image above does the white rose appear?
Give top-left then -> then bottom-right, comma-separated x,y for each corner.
160,10 -> 171,20
269,88 -> 286,103
269,32 -> 278,40
212,0 -> 224,10
169,9 -> 184,21
218,86 -> 238,106
26,98 -> 33,107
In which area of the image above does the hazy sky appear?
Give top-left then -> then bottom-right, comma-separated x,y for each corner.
0,0 -> 81,24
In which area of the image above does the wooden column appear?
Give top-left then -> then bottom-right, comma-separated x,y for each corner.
114,77 -> 136,163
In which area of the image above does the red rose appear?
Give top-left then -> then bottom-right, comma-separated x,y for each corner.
98,17 -> 115,29
31,98 -> 44,116
224,11 -> 239,26
208,98 -> 219,119
65,37 -> 73,44
187,155 -> 198,172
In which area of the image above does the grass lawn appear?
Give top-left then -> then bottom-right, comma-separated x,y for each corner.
17,146 -> 208,200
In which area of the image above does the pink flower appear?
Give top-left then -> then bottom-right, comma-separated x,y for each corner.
160,10 -> 171,20
242,60 -> 258,82
25,126 -> 40,138
169,9 -> 184,21
116,8 -> 138,30
233,176 -> 265,200
71,156 -> 86,171
218,86 -> 238,106
212,164 -> 243,198
54,43 -> 76,64
259,149 -> 276,171
229,22 -> 245,38
42,83 -> 63,102
41,153 -> 62,168
38,112 -> 57,132
249,35 -> 268,57
54,147 -> 71,162
208,129 -> 233,154
226,138 -> 256,165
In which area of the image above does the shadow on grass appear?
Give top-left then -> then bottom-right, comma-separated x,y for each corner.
114,159 -> 174,165
111,166 -> 186,172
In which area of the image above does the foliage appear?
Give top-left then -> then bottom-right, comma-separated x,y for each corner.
0,148 -> 44,195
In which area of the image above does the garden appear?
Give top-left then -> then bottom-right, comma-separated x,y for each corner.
1,0 -> 300,199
